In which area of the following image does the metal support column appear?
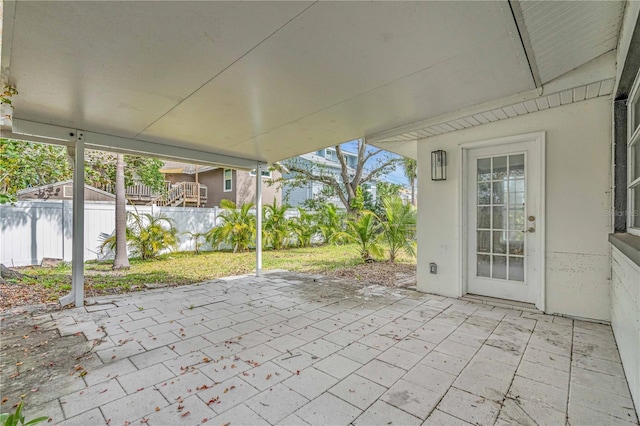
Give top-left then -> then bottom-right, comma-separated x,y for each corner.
59,132 -> 85,307
255,162 -> 263,277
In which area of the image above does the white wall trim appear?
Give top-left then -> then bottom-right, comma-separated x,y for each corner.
458,131 -> 546,311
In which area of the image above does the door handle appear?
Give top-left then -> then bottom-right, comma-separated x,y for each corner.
522,227 -> 535,233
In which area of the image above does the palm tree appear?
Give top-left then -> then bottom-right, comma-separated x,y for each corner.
381,195 -> 417,262
315,203 -> 346,244
263,199 -> 292,250
402,158 -> 417,206
206,200 -> 256,253
101,212 -> 179,260
113,153 -> 130,269
291,207 -> 317,248
339,211 -> 384,262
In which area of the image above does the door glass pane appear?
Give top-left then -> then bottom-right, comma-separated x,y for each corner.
477,231 -> 490,253
477,255 -> 491,277
492,182 -> 505,204
509,207 -> 525,230
492,156 -> 508,179
493,255 -> 507,279
509,257 -> 524,281
478,158 -> 492,181
633,185 -> 640,228
477,207 -> 491,229
634,93 -> 640,134
508,231 -> 524,255
633,144 -> 640,181
509,154 -> 525,177
492,206 -> 506,229
478,182 -> 491,205
475,154 -> 527,281
493,231 -> 506,254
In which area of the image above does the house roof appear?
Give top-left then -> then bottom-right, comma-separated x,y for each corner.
1,1 -> 625,166
16,180 -> 115,199
160,161 -> 218,175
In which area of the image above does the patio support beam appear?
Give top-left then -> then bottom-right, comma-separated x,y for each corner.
255,162 -> 264,277
11,119 -> 258,170
60,133 -> 85,307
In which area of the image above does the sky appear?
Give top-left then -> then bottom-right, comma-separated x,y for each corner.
341,140 -> 410,187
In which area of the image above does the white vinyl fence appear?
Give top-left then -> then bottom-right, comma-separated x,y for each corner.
0,201 -> 220,267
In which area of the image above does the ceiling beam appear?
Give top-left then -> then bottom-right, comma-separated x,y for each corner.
508,0 -> 542,88
7,118 -> 261,169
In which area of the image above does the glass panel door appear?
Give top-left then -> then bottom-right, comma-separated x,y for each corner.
475,154 -> 525,281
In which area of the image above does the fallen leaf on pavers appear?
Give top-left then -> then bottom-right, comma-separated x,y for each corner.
203,357 -> 211,363
242,372 -> 250,376
1,397 -> 8,404
177,404 -> 184,412
181,411 -> 191,417
79,371 -> 87,377
230,364 -> 236,369
124,422 -> 130,426
266,374 -> 272,380
224,388 -> 229,394
140,418 -> 149,424
99,389 -> 108,394
155,407 -> 161,412
23,335 -> 29,339
349,389 -> 355,393
196,385 -> 209,391
206,397 -> 220,405
16,362 -> 23,366
230,386 -> 236,390
137,388 -> 144,392
105,419 -> 111,425
296,370 -> 300,375
201,419 -> 208,424
222,423 -> 230,426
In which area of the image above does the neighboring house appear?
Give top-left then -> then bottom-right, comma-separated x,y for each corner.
160,161 -> 282,208
17,180 -> 115,202
283,148 -> 379,208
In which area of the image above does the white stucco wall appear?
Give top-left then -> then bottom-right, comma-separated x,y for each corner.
416,96 -> 612,320
611,247 -> 640,411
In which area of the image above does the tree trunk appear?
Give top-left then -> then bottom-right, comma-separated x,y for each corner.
411,178 -> 416,206
113,154 -> 130,270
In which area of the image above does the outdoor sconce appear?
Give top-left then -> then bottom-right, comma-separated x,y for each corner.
431,150 -> 446,181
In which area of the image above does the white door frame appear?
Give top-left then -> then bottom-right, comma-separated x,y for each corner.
458,132 -> 546,312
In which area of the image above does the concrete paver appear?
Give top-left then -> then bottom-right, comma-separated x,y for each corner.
20,271 -> 638,425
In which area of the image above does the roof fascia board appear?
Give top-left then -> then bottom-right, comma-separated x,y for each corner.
614,0 -> 640,97
9,119 -> 259,170
367,52 -> 616,144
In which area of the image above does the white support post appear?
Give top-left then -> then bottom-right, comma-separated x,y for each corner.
255,162 -> 263,277
59,132 -> 85,307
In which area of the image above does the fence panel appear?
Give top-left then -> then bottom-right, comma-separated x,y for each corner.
0,201 -> 220,266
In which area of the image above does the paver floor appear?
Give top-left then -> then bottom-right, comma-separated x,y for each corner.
18,272 -> 639,425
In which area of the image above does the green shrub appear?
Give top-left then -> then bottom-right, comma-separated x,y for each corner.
206,200 -> 256,253
381,195 -> 417,262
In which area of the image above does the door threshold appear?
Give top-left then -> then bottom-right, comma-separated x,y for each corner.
462,294 -> 540,313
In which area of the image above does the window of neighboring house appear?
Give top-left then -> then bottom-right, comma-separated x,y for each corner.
628,69 -> 640,235
224,169 -> 232,192
249,169 -> 272,178
63,185 -> 73,198
326,149 -> 337,162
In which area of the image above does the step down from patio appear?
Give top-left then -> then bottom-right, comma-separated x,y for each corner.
461,294 -> 540,313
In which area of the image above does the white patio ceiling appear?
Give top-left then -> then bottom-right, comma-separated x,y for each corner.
0,1 -> 624,166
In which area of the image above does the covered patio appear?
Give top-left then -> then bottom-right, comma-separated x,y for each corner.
7,272 -> 636,425
2,0 -> 640,423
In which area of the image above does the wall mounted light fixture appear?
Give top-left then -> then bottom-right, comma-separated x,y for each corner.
431,150 -> 446,181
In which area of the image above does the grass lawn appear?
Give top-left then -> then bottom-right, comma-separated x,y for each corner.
2,244 -> 416,308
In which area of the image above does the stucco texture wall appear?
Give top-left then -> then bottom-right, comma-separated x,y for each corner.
416,96 -> 612,321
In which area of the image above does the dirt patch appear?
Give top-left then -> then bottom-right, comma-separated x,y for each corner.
321,262 -> 416,288
0,310 -> 91,416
